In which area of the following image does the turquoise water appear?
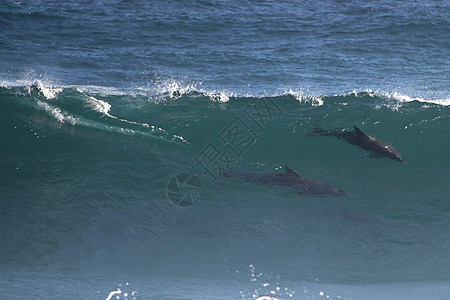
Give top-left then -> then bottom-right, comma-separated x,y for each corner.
0,0 -> 449,299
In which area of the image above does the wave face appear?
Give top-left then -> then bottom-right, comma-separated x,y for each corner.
0,84 -> 448,285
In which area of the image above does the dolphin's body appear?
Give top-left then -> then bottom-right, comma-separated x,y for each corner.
311,125 -> 405,163
222,166 -> 349,197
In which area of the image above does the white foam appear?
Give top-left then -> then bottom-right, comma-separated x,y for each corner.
348,89 -> 375,98
36,100 -> 188,144
0,79 -> 62,99
384,91 -> 450,106
87,96 -> 111,115
133,78 -> 235,103
2,78 -> 447,106
286,89 -> 324,106
37,101 -> 79,125
344,89 -> 450,109
204,90 -> 233,103
75,85 -> 125,96
85,95 -> 150,128
154,78 -> 197,99
105,288 -> 121,300
34,80 -> 63,99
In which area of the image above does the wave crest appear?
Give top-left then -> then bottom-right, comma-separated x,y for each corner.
1,81 -> 448,108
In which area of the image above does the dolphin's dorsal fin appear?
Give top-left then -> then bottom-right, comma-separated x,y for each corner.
285,166 -> 301,177
353,125 -> 367,137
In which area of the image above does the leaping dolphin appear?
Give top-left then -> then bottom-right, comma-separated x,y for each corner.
222,166 -> 350,197
310,125 -> 405,164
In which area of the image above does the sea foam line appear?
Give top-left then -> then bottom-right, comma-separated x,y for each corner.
35,100 -> 188,144
285,88 -> 324,106
84,95 -> 189,143
2,78 -> 448,107
85,95 -> 150,128
385,91 -> 450,106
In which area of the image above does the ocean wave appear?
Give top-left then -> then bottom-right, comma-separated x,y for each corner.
1,79 -> 449,287
34,99 -> 187,143
0,83 -> 189,145
1,81 -> 448,108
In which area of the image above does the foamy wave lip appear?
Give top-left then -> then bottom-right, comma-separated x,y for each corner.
345,89 -> 450,108
135,78 -> 234,103
286,88 -> 324,106
75,85 -> 125,96
384,92 -> 450,106
1,79 -> 63,99
152,78 -> 197,100
349,89 -> 376,97
34,80 -> 63,99
204,90 -> 234,102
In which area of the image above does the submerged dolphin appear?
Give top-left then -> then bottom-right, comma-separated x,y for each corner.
222,166 -> 349,197
310,125 -> 405,164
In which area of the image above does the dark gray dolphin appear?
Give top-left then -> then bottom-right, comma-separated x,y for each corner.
222,166 -> 350,197
310,125 -> 405,164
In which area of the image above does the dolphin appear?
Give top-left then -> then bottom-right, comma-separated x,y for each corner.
310,125 -> 405,164
222,166 -> 350,197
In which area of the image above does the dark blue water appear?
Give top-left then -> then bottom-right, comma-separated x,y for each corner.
0,0 -> 449,299
1,0 -> 449,99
